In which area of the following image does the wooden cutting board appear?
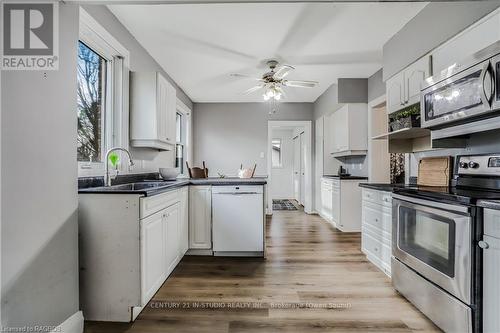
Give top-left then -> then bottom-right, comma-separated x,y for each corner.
417,156 -> 452,187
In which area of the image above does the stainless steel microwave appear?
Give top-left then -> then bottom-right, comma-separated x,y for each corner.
421,42 -> 500,138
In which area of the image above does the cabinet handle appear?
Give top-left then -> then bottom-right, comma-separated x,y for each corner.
478,240 -> 489,249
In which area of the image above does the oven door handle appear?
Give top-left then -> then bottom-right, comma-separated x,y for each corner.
392,193 -> 470,215
480,61 -> 494,107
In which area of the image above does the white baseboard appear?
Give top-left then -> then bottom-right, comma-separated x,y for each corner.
51,311 -> 83,333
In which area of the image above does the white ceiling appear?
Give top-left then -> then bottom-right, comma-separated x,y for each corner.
109,2 -> 427,103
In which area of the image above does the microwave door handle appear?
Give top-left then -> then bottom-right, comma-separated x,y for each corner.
480,61 -> 494,106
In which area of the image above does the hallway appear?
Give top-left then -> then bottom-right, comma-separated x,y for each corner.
85,210 -> 438,333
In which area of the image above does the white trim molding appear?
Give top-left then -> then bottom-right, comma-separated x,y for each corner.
267,121 -> 313,215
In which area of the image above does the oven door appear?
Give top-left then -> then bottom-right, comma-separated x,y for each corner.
392,194 -> 472,304
421,59 -> 494,129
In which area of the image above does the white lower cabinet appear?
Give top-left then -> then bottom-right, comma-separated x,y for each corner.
189,185 -> 212,249
179,186 -> 189,255
482,208 -> 500,333
319,177 -> 363,232
165,203 -> 181,275
140,209 -> 166,306
361,188 -> 392,276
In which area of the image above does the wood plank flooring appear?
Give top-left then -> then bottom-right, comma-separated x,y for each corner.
85,210 -> 439,333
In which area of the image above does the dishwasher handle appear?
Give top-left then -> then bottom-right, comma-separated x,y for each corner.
214,192 -> 260,195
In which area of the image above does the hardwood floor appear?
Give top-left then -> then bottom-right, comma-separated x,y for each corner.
85,210 -> 439,333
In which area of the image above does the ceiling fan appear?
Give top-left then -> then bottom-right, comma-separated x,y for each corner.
230,60 -> 319,101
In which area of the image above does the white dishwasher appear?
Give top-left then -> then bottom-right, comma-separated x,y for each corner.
212,185 -> 264,256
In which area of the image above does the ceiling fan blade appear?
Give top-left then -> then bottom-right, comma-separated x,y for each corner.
284,80 -> 318,88
230,73 -> 264,81
273,65 -> 294,80
243,85 -> 264,95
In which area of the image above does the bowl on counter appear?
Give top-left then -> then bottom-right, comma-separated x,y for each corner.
159,167 -> 180,180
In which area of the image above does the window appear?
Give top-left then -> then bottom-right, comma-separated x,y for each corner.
272,139 -> 282,168
78,9 -> 130,177
175,112 -> 185,174
77,42 -> 107,163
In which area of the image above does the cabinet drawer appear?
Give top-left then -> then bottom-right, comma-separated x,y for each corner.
362,229 -> 382,259
362,203 -> 392,239
140,189 -> 180,219
363,226 -> 392,261
484,208 -> 500,239
362,189 -> 392,207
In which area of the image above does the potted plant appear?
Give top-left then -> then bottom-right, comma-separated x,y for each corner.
389,104 -> 421,132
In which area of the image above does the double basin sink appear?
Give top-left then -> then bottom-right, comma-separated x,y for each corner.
79,181 -> 185,196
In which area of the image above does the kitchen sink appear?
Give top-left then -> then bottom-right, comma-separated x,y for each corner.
82,181 -> 179,193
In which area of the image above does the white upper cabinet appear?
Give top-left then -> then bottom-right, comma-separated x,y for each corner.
130,72 -> 177,150
329,104 -> 368,157
404,56 -> 430,107
386,71 -> 405,115
387,56 -> 430,114
432,10 -> 500,76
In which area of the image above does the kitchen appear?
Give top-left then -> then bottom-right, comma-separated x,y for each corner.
3,1 -> 500,333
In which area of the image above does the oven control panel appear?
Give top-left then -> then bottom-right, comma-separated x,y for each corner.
458,154 -> 500,175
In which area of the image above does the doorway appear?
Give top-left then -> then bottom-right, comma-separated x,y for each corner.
267,121 -> 312,215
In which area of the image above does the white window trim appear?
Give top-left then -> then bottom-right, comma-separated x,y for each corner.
78,9 -> 130,177
176,98 -> 192,176
271,138 -> 283,169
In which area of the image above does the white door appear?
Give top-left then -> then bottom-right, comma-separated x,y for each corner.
300,132 -> 306,205
293,136 -> 301,202
140,209 -> 166,305
165,203 -> 180,275
189,186 -> 212,249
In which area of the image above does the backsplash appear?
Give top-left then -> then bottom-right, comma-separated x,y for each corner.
409,130 -> 500,177
338,155 -> 368,177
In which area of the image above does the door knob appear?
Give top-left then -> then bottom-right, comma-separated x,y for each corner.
478,241 -> 489,249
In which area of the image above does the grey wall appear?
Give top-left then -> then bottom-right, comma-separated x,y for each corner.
1,4 -> 79,328
313,84 -> 342,120
368,69 -> 384,102
82,5 -> 193,173
383,1 -> 500,81
337,78 -> 368,103
193,103 -> 313,176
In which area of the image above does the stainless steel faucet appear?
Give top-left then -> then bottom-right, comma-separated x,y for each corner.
105,147 -> 135,186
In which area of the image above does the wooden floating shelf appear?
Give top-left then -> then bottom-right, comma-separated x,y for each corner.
371,127 -> 431,140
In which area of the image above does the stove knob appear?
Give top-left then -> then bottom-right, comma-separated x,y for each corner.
459,162 -> 468,169
468,161 -> 479,169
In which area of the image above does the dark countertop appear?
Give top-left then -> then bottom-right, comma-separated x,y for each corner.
323,175 -> 368,180
359,183 -> 409,192
78,177 -> 267,196
477,200 -> 500,210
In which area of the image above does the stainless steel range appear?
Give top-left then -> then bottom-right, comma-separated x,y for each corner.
392,153 -> 500,333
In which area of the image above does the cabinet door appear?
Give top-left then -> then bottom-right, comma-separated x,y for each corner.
483,235 -> 500,333
320,182 -> 333,221
180,187 -> 189,255
156,73 -> 169,143
386,72 -> 404,114
404,56 -> 429,106
189,186 -> 212,249
332,186 -> 340,225
165,203 -> 180,275
333,107 -> 349,153
140,210 -> 166,305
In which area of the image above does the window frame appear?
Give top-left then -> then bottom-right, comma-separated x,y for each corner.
175,99 -> 192,176
78,9 -> 130,177
271,138 -> 283,169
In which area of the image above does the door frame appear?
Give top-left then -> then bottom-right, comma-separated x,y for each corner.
267,121 -> 313,215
